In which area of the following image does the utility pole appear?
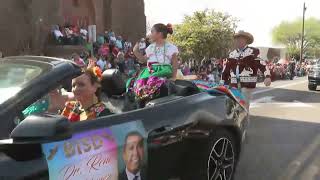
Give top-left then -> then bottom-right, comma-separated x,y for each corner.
300,2 -> 306,62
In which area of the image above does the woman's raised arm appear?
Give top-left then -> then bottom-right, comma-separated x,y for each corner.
133,42 -> 148,64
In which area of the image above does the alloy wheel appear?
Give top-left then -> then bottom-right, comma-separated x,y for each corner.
207,137 -> 235,180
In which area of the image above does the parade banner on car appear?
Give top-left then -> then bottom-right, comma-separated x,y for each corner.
42,120 -> 148,180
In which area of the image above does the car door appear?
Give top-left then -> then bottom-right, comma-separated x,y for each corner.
41,117 -> 149,180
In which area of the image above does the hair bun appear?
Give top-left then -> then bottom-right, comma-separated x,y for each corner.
167,23 -> 173,34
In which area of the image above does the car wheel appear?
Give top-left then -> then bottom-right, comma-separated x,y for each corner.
308,84 -> 317,91
182,129 -> 238,180
207,130 -> 237,180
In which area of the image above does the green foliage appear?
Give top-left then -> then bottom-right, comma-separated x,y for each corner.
170,10 -> 238,61
272,18 -> 320,58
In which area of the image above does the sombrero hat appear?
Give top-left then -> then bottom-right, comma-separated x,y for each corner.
234,30 -> 254,44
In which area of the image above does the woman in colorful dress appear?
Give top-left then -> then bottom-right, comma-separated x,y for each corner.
61,67 -> 112,122
127,23 -> 179,105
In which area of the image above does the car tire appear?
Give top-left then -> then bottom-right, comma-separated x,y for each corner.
308,84 -> 317,91
182,129 -> 238,180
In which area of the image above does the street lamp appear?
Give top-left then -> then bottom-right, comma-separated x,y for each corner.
300,2 -> 307,62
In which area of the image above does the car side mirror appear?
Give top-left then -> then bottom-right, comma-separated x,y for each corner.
10,114 -> 72,144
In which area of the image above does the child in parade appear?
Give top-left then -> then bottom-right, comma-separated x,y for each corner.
127,23 -> 179,105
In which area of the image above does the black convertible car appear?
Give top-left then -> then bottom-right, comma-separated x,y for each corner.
0,56 -> 248,180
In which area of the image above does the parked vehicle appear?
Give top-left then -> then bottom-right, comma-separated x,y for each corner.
308,65 -> 320,91
0,56 -> 248,180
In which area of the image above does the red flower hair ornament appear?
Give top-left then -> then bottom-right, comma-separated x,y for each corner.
93,67 -> 102,81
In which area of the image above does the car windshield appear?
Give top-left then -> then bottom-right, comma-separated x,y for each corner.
0,63 -> 43,104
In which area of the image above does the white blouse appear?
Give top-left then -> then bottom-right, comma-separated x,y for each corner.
145,42 -> 179,64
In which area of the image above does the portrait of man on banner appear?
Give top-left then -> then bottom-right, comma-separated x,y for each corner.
119,131 -> 147,180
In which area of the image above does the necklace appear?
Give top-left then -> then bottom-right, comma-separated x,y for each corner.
154,42 -> 166,64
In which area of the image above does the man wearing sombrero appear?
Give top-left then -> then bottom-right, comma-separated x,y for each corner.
222,30 -> 271,110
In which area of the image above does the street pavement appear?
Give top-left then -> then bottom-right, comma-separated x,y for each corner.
234,77 -> 320,180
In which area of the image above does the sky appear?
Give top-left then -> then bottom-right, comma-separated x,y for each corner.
144,0 -> 320,47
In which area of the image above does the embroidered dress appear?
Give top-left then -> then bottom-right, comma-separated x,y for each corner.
127,42 -> 178,102
61,101 -> 110,122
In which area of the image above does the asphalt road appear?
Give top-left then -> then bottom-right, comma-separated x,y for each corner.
234,77 -> 320,180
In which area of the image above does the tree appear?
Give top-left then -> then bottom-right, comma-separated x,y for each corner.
272,18 -> 320,59
170,10 -> 238,62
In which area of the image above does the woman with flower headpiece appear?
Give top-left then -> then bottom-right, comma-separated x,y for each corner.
61,67 -> 112,122
127,23 -> 179,105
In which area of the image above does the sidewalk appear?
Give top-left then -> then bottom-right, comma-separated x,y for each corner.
256,76 -> 307,88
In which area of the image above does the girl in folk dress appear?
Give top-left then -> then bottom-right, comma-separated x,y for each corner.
127,23 -> 179,103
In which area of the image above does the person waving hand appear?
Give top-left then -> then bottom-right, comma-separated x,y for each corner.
127,23 -> 179,105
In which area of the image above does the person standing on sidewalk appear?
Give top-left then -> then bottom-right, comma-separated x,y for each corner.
222,30 -> 271,110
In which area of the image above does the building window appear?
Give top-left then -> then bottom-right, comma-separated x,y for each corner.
73,0 -> 79,7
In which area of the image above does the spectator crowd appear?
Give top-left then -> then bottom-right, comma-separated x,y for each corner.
179,58 -> 309,83
50,23 -> 310,83
266,60 -> 309,81
51,24 -> 88,45
178,58 -> 224,83
51,23 -> 154,78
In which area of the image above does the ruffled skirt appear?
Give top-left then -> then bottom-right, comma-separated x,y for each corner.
126,64 -> 172,101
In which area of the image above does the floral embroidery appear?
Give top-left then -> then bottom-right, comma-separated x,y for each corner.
62,101 -> 107,121
134,76 -> 167,101
229,48 -> 254,59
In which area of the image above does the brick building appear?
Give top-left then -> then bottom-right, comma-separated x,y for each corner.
0,0 -> 146,56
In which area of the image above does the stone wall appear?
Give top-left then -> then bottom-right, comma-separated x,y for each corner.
0,0 -> 31,55
31,0 -> 62,55
110,0 -> 146,42
0,0 -> 146,56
